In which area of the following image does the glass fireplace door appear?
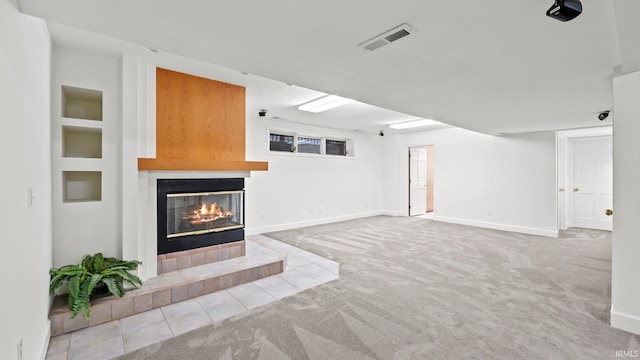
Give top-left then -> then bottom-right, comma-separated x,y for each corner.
166,190 -> 244,238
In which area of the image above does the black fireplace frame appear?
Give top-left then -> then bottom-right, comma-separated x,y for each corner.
157,178 -> 244,255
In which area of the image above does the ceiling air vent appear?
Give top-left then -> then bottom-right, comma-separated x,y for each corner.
359,23 -> 416,51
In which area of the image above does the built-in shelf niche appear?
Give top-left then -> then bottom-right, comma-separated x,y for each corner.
62,85 -> 103,121
62,126 -> 102,158
63,171 -> 102,203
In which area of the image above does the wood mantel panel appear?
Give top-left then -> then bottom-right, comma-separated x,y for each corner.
138,158 -> 268,171
155,68 -> 246,161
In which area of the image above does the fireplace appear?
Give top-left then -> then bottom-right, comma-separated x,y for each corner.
157,178 -> 244,254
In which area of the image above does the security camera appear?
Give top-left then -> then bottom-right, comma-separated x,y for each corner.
379,130 -> 384,137
258,109 -> 267,117
546,0 -> 582,22
598,111 -> 610,121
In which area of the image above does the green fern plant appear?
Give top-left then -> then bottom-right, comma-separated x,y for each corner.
49,253 -> 142,319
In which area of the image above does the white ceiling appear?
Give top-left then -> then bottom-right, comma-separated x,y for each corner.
19,0 -> 626,135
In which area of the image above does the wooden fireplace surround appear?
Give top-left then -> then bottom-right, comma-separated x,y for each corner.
138,68 -> 268,171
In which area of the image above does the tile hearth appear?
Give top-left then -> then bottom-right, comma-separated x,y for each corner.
156,241 -> 246,275
45,235 -> 340,360
49,241 -> 284,336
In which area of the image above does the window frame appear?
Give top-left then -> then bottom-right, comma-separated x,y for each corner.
267,129 -> 355,159
325,139 -> 348,157
268,132 -> 296,153
296,135 -> 322,155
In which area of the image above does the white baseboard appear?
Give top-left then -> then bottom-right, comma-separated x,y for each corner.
39,319 -> 51,360
247,212 -> 558,238
435,216 -> 559,238
381,210 -> 405,217
611,308 -> 640,336
246,211 -> 385,235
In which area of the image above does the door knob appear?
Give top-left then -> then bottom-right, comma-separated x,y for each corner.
606,209 -> 613,216
573,188 -> 580,192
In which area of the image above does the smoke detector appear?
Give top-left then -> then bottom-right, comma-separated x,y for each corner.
358,23 -> 416,51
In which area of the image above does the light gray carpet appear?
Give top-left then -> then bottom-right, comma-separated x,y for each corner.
119,216 -> 639,359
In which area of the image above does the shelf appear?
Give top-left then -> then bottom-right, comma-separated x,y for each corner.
63,171 -> 102,202
59,158 -> 102,170
63,126 -> 102,158
62,85 -> 103,121
138,158 -> 268,171
61,117 -> 102,129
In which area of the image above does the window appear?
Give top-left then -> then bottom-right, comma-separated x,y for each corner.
268,130 -> 354,158
326,139 -> 347,156
269,133 -> 294,152
297,137 -> 321,154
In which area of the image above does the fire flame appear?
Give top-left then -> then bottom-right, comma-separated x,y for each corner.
184,202 -> 233,225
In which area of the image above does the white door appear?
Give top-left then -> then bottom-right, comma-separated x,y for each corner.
570,136 -> 613,231
409,147 -> 427,216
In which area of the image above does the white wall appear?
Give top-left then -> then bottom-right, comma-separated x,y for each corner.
613,0 -> 640,74
245,118 -> 385,234
0,0 -> 52,358
51,46 -> 122,267
611,71 -> 640,335
383,127 -> 558,236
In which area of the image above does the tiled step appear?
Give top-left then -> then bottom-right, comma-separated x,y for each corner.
49,241 -> 286,336
157,241 -> 246,275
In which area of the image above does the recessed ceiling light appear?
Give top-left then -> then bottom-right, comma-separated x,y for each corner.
146,46 -> 160,53
298,95 -> 353,113
389,119 -> 440,129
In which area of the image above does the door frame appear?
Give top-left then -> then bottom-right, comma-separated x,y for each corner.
556,127 -> 612,230
408,145 -> 434,216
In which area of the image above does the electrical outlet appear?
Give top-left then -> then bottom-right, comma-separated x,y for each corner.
17,339 -> 22,360
318,207 -> 324,214
259,213 -> 264,220
487,208 -> 492,216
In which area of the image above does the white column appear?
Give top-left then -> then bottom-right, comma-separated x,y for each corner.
611,70 -> 640,335
121,53 -> 140,269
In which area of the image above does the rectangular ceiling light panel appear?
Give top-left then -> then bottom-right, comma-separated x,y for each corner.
389,119 -> 439,129
298,95 -> 354,113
